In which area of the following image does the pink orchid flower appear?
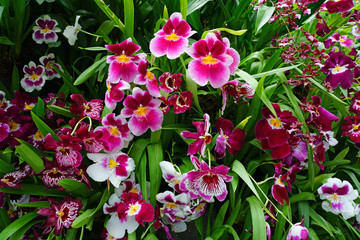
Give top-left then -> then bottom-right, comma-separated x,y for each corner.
105,79 -> 130,111
150,12 -> 196,59
134,59 -> 160,97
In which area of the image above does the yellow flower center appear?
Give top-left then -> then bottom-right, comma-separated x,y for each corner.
108,159 -> 118,169
60,146 -> 67,153
330,193 -> 340,202
45,62 -> 52,69
25,104 -> 34,110
109,126 -> 120,136
34,131 -> 44,140
56,211 -> 64,217
109,236 -> 114,240
84,104 -> 90,110
277,177 -> 284,185
331,65 -> 346,74
0,102 -> 4,108
52,168 -> 59,174
171,179 -> 180,184
339,38 -> 346,42
269,118 -> 282,128
136,106 -> 148,116
146,71 -> 154,80
128,204 -> 140,215
1,178 -> 9,183
129,188 -> 138,194
30,73 -> 39,80
196,203 -> 205,212
353,125 -> 359,130
166,32 -> 179,41
78,169 -> 83,176
107,83 -> 112,92
202,54 -> 217,65
166,202 -> 177,209
42,27 -> 51,33
117,54 -> 130,63
8,120 -> 19,131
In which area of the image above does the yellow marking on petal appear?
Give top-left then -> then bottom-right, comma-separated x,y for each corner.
0,102 -> 4,108
331,65 -> 346,74
195,203 -> 205,211
84,104 -> 90,110
146,71 -> 154,80
1,178 -> 9,183
25,104 -> 34,110
277,177 -> 284,185
171,179 -> 180,184
30,73 -> 39,80
339,38 -> 346,42
129,188 -> 138,194
109,126 -> 120,136
42,27 -> 51,33
117,54 -> 130,63
107,83 -> 112,92
56,211 -> 64,217
269,118 -> 282,128
166,202 -> 177,209
34,131 -> 44,140
353,125 -> 359,130
52,168 -> 59,174
8,120 -> 19,131
109,236 -> 114,240
202,54 -> 217,65
60,146 -> 67,153
108,159 -> 118,169
45,62 -> 52,69
135,106 -> 148,116
128,204 -> 140,215
330,193 -> 340,202
166,32 -> 179,41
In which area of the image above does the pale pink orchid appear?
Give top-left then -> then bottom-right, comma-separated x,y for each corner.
106,39 -> 146,83
121,87 -> 164,136
187,32 -> 233,88
86,152 -> 135,188
150,12 -> 196,59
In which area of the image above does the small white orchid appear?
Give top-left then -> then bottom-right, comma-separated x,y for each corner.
63,15 -> 82,45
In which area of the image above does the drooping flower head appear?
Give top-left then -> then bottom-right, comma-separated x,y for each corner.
32,15 -> 61,44
286,217 -> 309,240
159,161 -> 185,193
317,177 -> 358,219
95,113 -> 133,152
168,91 -> 193,114
39,53 -> 62,80
159,72 -> 182,93
21,61 -> 47,92
150,12 -> 196,59
134,59 -> 160,97
187,33 -> 233,88
105,79 -> 130,111
63,15 -> 82,46
181,113 -> 212,157
121,87 -> 164,136
214,117 -> 245,160
221,80 -> 254,114
179,156 -> 233,202
37,196 -> 83,236
320,51 -> 355,89
315,13 -> 330,37
106,39 -> 146,83
86,152 -> 135,188
214,31 -> 240,75
69,94 -> 104,120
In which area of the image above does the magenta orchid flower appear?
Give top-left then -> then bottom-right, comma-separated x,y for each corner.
159,72 -> 182,93
341,116 -> 360,144
44,134 -> 83,168
324,33 -> 354,48
10,91 -> 38,112
103,190 -> 154,238
326,0 -> 354,13
0,123 -> 10,143
37,196 -> 83,236
73,127 -> 106,153
69,94 -> 103,120
0,91 -> 11,110
39,53 -> 62,80
0,168 -> 29,189
168,91 -> 193,114
272,176 -> 290,205
134,59 -> 160,97
221,80 -> 254,114
214,117 -> 246,160
32,15 -> 61,44
95,113 -> 133,152
105,79 -> 130,111
349,92 -> 360,115
214,31 -> 240,75
179,156 -> 233,202
286,217 -> 309,240
181,113 -> 212,157
121,87 -> 164,136
320,51 -> 355,89
21,61 -> 47,92
86,152 -> 135,188
317,177 -> 358,219
187,32 -> 233,88
160,161 -> 185,193
150,12 -> 196,59
315,13 -> 330,37
41,159 -> 68,190
106,39 -> 146,83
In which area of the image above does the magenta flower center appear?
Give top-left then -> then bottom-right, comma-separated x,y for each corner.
203,172 -> 218,184
202,54 -> 217,65
201,134 -> 212,144
117,54 -> 130,63
135,106 -> 148,116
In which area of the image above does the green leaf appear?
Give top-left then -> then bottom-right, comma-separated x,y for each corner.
232,160 -> 260,199
15,144 -> 45,173
15,201 -> 50,208
247,196 -> 267,240
16,138 -> 44,158
289,192 -> 315,203
31,97 -> 45,119
0,208 -> 11,230
309,207 -> 335,237
0,211 -> 38,240
64,228 -> 78,240
143,233 -> 159,240
93,0 -> 125,32
184,69 -> 202,113
180,0 -> 187,20
274,204 -> 288,239
0,156 -> 16,173
212,200 -> 229,233
72,209 -> 96,228
0,184 -> 67,197
147,144 -> 163,207
31,111 -> 58,141
251,65 -> 300,79
255,5 -> 275,34
128,138 -> 150,167
47,105 -> 76,118
124,0 -> 134,38
78,47 -> 107,51
9,220 -> 42,240
0,36 -> 14,45
11,63 -> 19,94
52,65 -> 81,95
215,28 -> 247,36
73,56 -> 106,85
138,152 -> 148,201
187,0 -> 212,15
58,179 -> 92,197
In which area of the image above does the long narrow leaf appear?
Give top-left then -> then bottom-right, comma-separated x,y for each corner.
0,211 -> 38,240
232,160 -> 260,199
73,57 -> 106,85
247,196 -> 267,240
58,179 -> 92,197
31,111 -> 58,141
124,0 -> 134,38
147,144 -> 163,207
15,144 -> 45,173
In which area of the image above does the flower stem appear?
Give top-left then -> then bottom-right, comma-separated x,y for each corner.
70,116 -> 92,135
140,222 -> 154,239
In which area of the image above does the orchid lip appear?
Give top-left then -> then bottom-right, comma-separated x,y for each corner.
330,64 -> 347,74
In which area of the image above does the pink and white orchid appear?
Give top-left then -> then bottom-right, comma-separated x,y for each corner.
134,59 -> 160,97
21,61 -> 47,92
150,12 -> 196,59
39,53 -> 62,80
105,79 -> 130,111
121,87 -> 164,136
32,15 -> 61,44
